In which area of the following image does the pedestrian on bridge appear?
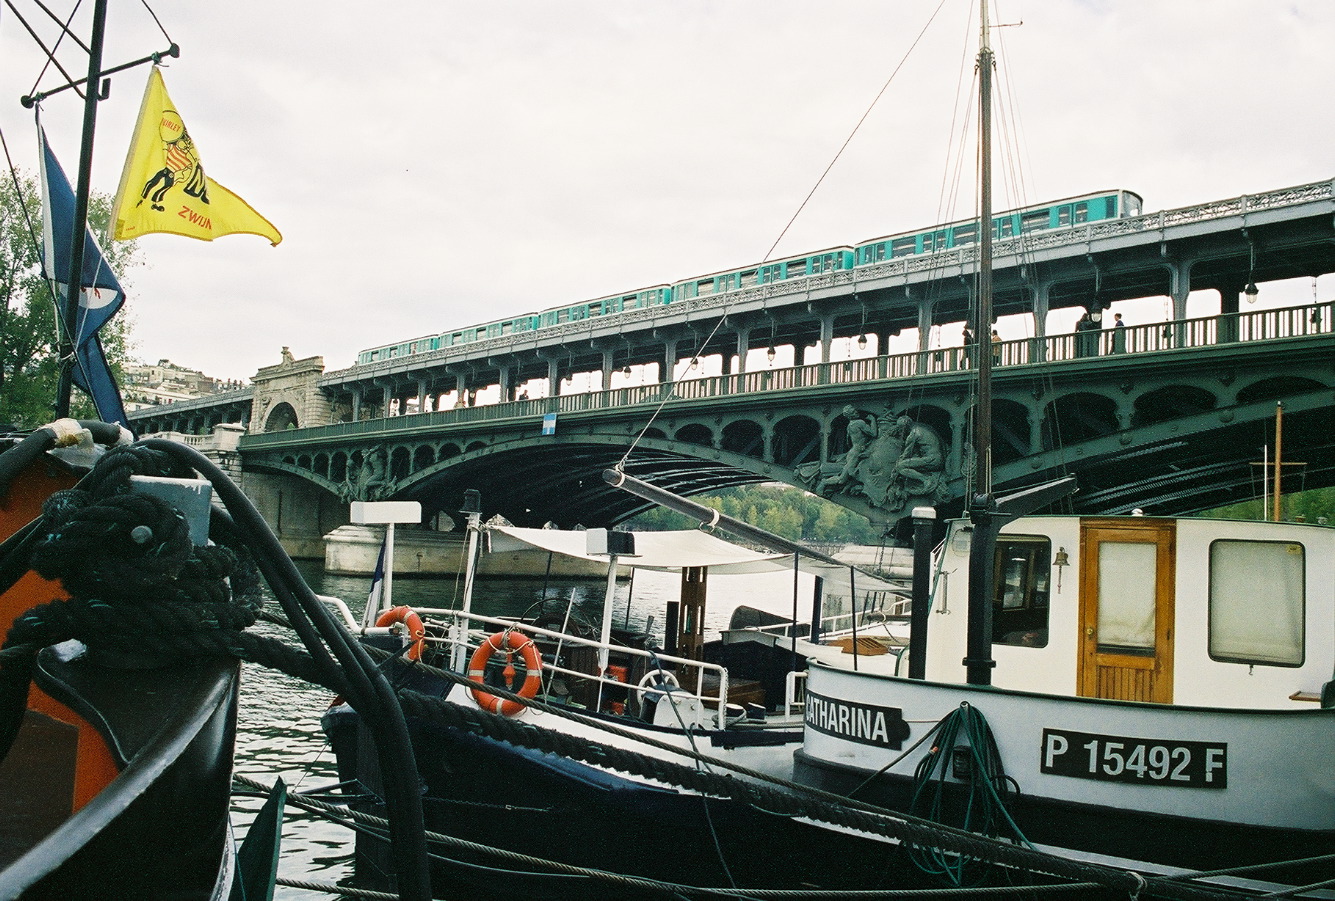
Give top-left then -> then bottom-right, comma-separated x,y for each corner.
1112,313 -> 1126,353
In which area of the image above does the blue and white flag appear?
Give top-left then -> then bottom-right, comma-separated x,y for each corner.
360,534 -> 388,629
541,412 -> 557,436
38,126 -> 129,428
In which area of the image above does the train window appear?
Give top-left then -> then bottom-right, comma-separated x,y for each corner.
557,309 -> 569,323
571,306 -> 587,320
992,536 -> 1051,648
1021,209 -> 1049,233
997,217 -> 1015,238
1074,202 -> 1089,223
953,222 -> 978,246
891,236 -> 917,257
1056,205 -> 1072,226
740,269 -> 758,286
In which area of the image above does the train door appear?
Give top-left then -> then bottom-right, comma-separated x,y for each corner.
1077,519 -> 1176,703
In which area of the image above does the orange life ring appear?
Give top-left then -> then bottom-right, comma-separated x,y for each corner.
468,630 -> 543,716
374,606 -> 427,661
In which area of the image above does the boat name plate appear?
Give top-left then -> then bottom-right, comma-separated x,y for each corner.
804,691 -> 911,749
1041,728 -> 1227,789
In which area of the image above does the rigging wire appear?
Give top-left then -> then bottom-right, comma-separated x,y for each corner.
11,0 -> 87,101
760,0 -> 950,265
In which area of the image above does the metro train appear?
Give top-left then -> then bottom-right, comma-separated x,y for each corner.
356,188 -> 1143,366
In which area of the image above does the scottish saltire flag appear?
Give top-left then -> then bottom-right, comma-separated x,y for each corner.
38,127 -> 130,428
360,535 -> 388,629
110,67 -> 281,245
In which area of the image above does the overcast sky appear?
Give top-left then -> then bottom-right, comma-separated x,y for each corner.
2,1 -> 1331,381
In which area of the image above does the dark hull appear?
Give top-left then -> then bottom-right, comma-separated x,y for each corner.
0,651 -> 239,900
794,748 -> 1335,883
325,704 -> 937,900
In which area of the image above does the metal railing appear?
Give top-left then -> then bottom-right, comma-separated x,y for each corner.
406,607 -> 737,730
242,300 -> 1332,450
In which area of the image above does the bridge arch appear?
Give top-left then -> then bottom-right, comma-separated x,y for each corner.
674,423 -> 714,448
1043,392 -> 1121,448
1132,385 -> 1217,427
772,414 -> 821,468
264,402 -> 299,432
1236,375 -> 1326,405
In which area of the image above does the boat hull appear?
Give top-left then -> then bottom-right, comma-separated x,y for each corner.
798,663 -> 1335,874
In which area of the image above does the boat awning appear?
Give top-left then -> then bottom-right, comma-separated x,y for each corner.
488,526 -> 903,594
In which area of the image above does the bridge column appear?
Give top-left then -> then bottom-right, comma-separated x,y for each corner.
733,327 -> 750,376
1167,260 -> 1192,347
546,357 -> 560,397
417,379 -> 429,413
1219,281 -> 1244,343
663,338 -> 680,385
949,413 -> 965,481
599,349 -> 614,393
1028,406 -> 1043,455
1030,281 -> 1051,362
497,366 -> 512,402
818,315 -> 834,364
381,385 -> 392,416
916,293 -> 933,375
351,391 -> 361,421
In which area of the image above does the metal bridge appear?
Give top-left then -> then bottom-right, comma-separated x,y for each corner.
129,178 -> 1335,536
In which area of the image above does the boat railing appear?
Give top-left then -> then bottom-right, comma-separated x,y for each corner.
409,607 -> 735,730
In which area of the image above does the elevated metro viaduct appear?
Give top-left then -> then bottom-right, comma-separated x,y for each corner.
127,178 -> 1335,548
228,312 -> 1333,548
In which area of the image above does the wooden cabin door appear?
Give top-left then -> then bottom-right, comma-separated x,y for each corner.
1077,519 -> 1175,703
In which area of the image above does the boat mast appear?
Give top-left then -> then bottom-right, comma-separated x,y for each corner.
53,0 -> 110,418
964,0 -> 998,686
1272,401 -> 1283,522
974,0 -> 994,494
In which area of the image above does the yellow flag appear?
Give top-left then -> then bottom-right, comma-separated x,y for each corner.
111,68 -> 281,245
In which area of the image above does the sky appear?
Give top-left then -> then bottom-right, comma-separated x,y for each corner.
1,1 -> 1331,382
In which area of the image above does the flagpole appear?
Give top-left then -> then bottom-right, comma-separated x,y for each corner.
55,0 -> 109,418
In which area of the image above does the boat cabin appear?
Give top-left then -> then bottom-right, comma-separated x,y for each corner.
922,514 -> 1333,709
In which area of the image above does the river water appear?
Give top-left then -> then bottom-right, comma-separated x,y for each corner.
232,560 -> 816,899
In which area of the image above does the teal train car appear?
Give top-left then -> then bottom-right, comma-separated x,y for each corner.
355,189 -> 1143,367
672,246 -> 855,302
853,189 -> 1142,266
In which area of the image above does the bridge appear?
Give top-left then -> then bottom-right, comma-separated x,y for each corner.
129,178 -> 1335,545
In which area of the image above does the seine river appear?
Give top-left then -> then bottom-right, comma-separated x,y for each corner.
232,560 -> 813,899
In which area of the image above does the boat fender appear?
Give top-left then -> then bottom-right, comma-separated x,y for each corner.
468,630 -> 543,716
374,606 -> 427,661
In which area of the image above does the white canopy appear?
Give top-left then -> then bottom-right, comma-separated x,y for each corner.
488,526 -> 904,594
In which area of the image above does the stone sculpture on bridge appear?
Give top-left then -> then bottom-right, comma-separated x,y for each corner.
339,446 -> 395,501
797,408 -> 949,521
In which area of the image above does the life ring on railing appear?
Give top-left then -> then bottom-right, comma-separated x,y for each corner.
468,630 -> 543,716
374,606 -> 427,662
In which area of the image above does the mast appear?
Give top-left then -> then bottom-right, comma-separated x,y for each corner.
53,0 -> 110,418
964,0 -> 998,686
1272,401 -> 1283,522
974,0 -> 994,494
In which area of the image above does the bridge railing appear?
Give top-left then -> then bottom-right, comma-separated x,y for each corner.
242,301 -> 1331,448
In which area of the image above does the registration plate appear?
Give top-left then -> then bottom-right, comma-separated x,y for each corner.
1041,728 -> 1227,789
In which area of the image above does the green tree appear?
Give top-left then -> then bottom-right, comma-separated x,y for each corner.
624,483 -> 883,544
0,168 -> 139,429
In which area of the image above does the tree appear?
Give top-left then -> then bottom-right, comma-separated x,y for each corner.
0,168 -> 140,429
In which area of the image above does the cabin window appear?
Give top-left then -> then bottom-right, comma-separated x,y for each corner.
953,222 -> 978,246
997,218 -> 1015,239
992,536 -> 1051,647
1074,202 -> 1089,223
1097,541 -> 1158,654
1208,540 -> 1305,666
1021,209 -> 1049,233
1056,205 -> 1073,226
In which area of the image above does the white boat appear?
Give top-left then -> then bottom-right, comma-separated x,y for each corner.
797,511 -> 1335,881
